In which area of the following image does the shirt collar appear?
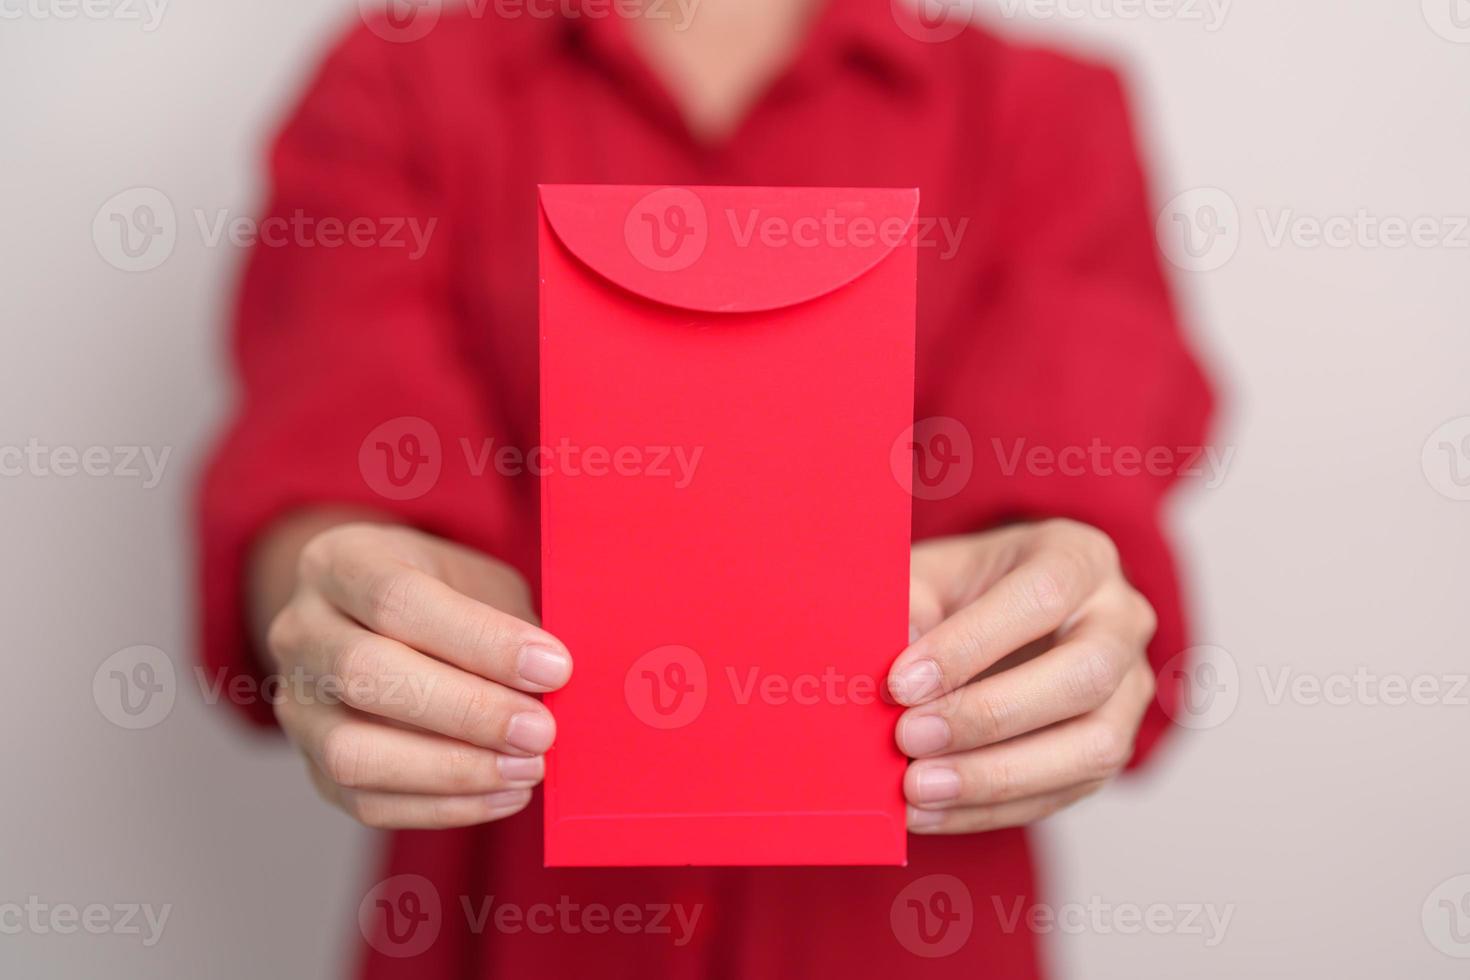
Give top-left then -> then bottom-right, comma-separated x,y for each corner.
504,0 -> 935,94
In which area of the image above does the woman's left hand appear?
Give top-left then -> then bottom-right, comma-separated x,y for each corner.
889,520 -> 1159,834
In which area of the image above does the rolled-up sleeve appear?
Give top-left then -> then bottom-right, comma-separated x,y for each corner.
195,27 -> 515,728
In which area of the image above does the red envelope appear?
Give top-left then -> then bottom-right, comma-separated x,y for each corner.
539,184 -> 917,867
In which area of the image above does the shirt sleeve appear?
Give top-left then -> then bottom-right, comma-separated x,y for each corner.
920,54 -> 1217,769
195,27 -> 519,729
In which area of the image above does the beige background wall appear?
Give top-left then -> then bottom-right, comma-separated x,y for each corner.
2,0 -> 1467,976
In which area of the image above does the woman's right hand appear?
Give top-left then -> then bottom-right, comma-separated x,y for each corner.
259,520 -> 572,829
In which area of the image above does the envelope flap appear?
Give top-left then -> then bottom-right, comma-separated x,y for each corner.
539,185 -> 919,314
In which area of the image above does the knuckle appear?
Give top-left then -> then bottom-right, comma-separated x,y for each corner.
966,687 -> 1012,745
350,796 -> 391,829
320,726 -> 371,789
264,609 -> 302,668
449,684 -> 498,742
1068,643 -> 1124,706
1130,589 -> 1159,641
1083,723 -> 1131,777
440,742 -> 487,793
977,757 -> 1020,803
332,635 -> 386,701
1024,559 -> 1075,620
364,567 -> 420,630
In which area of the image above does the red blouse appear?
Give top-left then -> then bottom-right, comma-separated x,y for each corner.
198,0 -> 1214,976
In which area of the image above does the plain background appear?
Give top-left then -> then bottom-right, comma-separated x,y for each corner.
3,0 -> 1467,976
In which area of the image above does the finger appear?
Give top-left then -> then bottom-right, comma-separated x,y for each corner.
904,661 -> 1154,809
896,586 -> 1155,757
906,781 -> 1105,835
310,543 -> 572,693
890,525 -> 1118,706
281,596 -> 557,756
305,761 -> 533,830
277,699 -> 545,795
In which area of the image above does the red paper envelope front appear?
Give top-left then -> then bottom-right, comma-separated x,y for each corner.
539,184 -> 916,867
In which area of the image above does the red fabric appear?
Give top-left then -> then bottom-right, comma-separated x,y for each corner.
197,0 -> 1214,975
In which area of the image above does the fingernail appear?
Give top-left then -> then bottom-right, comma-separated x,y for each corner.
915,766 -> 962,804
907,805 -> 945,830
899,714 -> 951,757
890,659 -> 942,706
497,754 -> 545,784
517,644 -> 572,689
506,712 -> 556,754
483,788 -> 531,810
